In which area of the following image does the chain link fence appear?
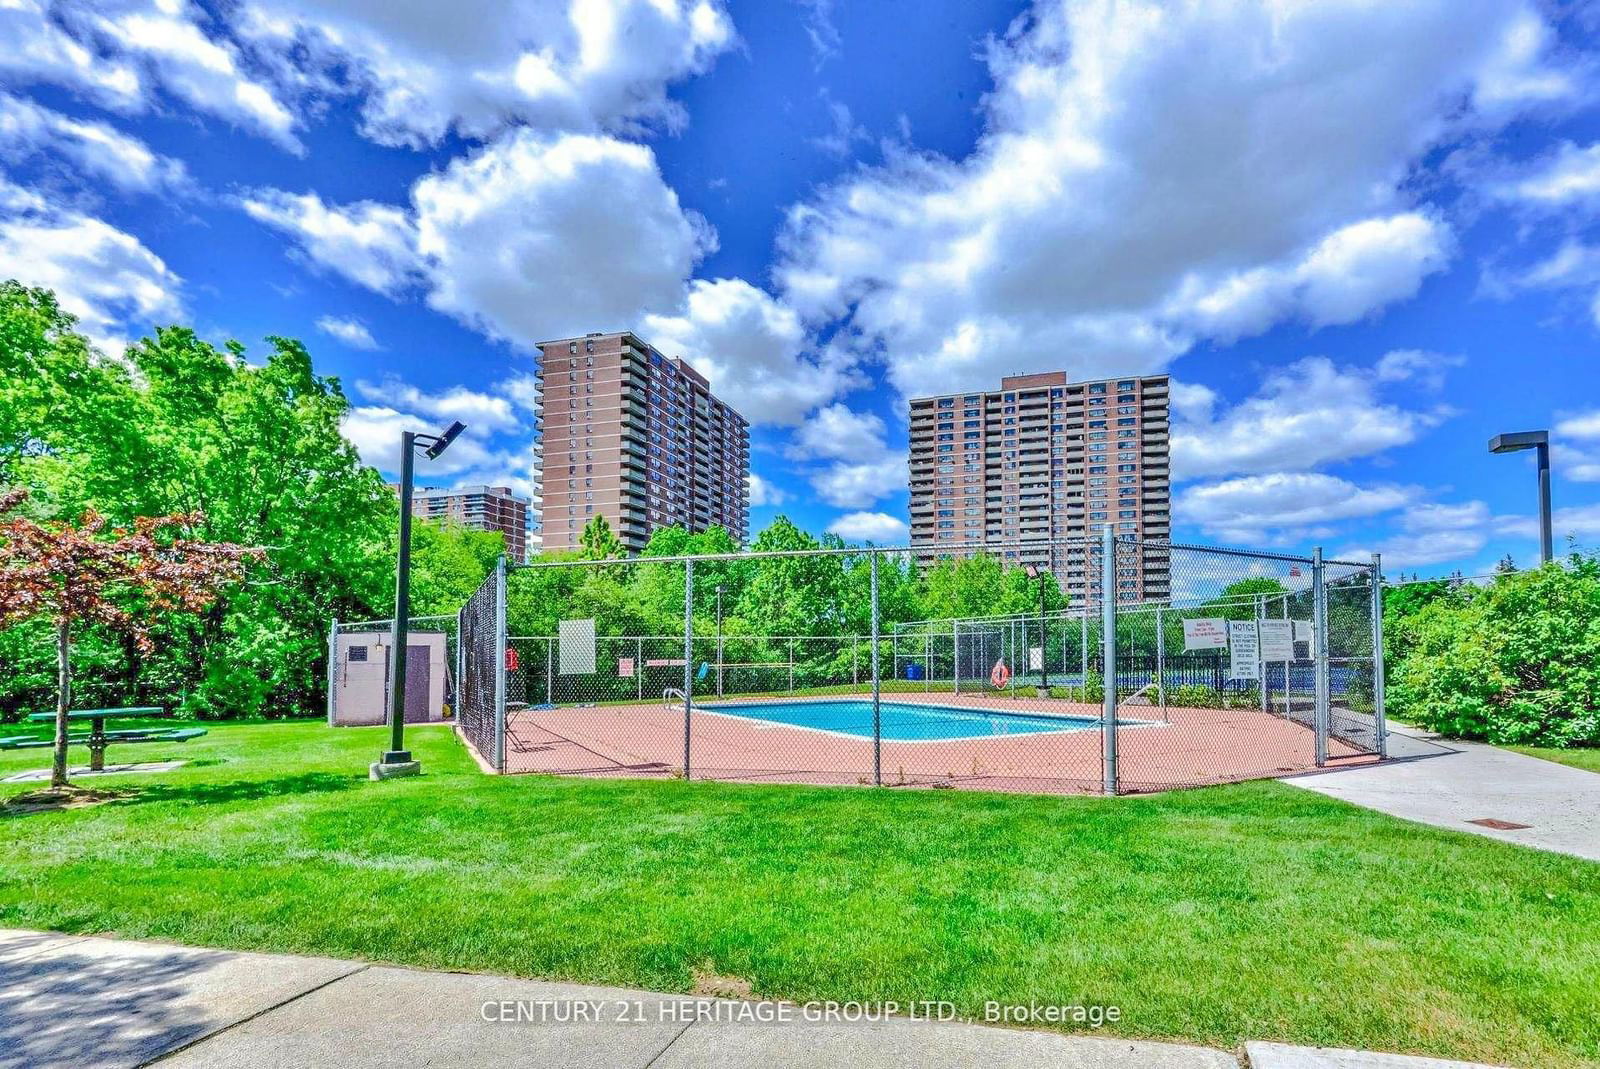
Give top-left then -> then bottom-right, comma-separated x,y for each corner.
437,534 -> 1385,795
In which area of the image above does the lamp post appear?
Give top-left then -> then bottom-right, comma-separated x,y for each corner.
1025,564 -> 1051,697
375,420 -> 465,780
1489,430 -> 1552,565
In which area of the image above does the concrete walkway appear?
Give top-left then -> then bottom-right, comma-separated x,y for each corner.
1286,726 -> 1600,862
0,930 -> 1515,1069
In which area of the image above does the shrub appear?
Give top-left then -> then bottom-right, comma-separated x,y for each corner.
1387,555 -> 1600,747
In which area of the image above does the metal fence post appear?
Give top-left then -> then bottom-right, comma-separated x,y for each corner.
326,618 -> 339,726
1371,553 -> 1388,759
923,633 -> 931,693
788,637 -> 795,694
494,555 -> 507,773
852,634 -> 859,687
546,637 -> 553,706
871,551 -> 881,786
1281,595 -> 1290,719
1080,600 -> 1088,702
1256,594 -> 1268,713
952,619 -> 960,695
455,606 -> 465,722
1101,526 -> 1118,796
683,558 -> 694,780
1312,547 -> 1329,768
1155,605 -> 1167,722
637,636 -> 644,701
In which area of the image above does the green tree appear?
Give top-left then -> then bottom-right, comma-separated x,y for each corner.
1,292 -> 394,719
578,514 -> 625,560
406,519 -> 503,618
1388,555 -> 1600,747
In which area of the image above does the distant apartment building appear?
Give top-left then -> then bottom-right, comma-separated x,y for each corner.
534,331 -> 750,554
908,372 -> 1171,604
409,484 -> 532,562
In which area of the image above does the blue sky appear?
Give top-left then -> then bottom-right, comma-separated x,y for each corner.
2,0 -> 1599,576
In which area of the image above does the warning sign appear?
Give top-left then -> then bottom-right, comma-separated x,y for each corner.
1182,618 -> 1229,651
1258,619 -> 1293,661
1029,646 -> 1043,671
1227,620 -> 1259,681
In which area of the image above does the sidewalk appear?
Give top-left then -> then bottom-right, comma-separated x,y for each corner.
1284,726 -> 1600,862
0,929 -> 1513,1068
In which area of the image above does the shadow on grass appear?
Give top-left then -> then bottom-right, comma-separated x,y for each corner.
2,772 -> 362,818
113,772 -> 363,808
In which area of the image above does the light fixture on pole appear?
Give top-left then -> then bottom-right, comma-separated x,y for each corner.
374,420 -> 466,780
1024,563 -> 1051,697
1488,430 -> 1552,565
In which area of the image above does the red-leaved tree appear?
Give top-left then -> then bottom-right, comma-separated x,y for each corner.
0,489 -> 261,788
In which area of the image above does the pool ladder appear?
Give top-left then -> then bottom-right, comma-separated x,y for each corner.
662,687 -> 686,714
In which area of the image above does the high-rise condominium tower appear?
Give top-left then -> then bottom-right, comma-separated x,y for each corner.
535,332 -> 750,554
908,372 -> 1171,604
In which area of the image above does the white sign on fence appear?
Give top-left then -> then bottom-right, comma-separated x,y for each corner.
617,657 -> 634,678
1182,618 -> 1229,651
1258,619 -> 1294,661
558,618 -> 596,675
1293,619 -> 1315,643
1029,646 -> 1043,671
1227,620 -> 1260,681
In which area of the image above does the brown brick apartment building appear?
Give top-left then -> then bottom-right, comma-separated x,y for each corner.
535,331 -> 750,554
908,372 -> 1171,604
409,484 -> 532,562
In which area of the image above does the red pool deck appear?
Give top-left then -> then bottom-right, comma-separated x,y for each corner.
499,693 -> 1378,795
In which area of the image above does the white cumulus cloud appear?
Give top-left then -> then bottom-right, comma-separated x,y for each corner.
314,315 -> 379,350
826,511 -> 909,544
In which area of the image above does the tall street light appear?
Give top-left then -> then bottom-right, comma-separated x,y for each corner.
1489,430 -> 1552,565
1024,564 -> 1051,697
375,420 -> 465,779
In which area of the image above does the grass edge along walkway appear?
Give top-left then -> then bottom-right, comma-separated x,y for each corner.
1,719 -> 1597,1068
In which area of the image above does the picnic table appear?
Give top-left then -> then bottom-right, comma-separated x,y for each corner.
0,708 -> 206,771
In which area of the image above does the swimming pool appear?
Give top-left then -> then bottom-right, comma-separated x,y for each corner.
696,699 -> 1103,741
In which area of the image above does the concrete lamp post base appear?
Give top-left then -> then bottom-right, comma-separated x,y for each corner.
369,759 -> 422,781
1035,686 -> 1052,699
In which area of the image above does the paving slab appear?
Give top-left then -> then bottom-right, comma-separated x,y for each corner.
1245,1041 -> 1509,1068
155,964 -> 705,1069
0,932 -> 364,1069
1286,730 -> 1600,862
2,760 -> 187,783
655,1016 -> 1237,1068
0,928 -> 83,965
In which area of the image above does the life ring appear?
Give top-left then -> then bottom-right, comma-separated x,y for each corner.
990,659 -> 1011,689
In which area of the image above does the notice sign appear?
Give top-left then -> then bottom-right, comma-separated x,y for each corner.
617,657 -> 635,679
1182,618 -> 1229,652
1293,619 -> 1315,643
1029,646 -> 1043,671
1227,620 -> 1259,681
1258,619 -> 1294,661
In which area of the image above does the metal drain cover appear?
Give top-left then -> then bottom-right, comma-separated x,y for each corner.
1467,817 -> 1532,830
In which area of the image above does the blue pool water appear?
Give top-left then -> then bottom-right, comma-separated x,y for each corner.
696,699 -> 1101,741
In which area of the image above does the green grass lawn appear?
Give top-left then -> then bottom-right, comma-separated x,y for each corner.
2,720 -> 1597,1067
1508,746 -> 1600,775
